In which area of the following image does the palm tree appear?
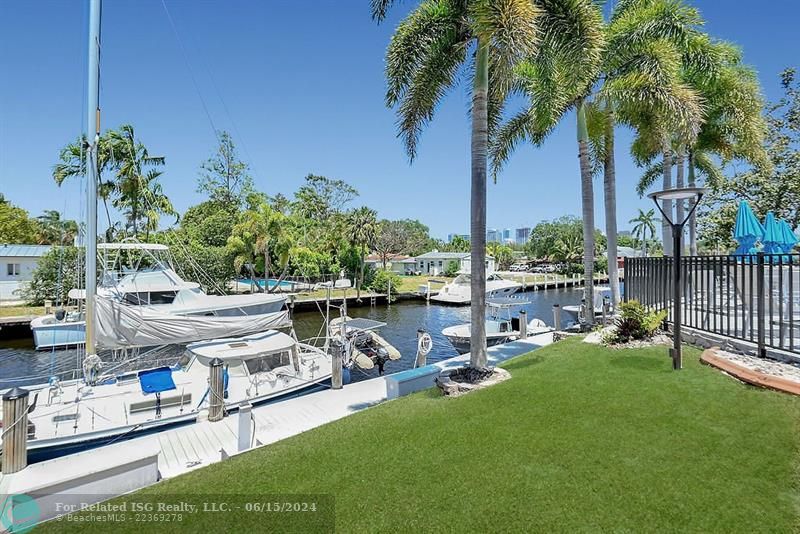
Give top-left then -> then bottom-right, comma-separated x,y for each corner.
491,0 -> 702,321
629,208 -> 658,256
36,210 -> 79,245
53,133 -> 117,230
635,39 -> 768,254
373,0 -> 540,367
228,201 -> 290,293
347,207 -> 378,301
108,124 -> 167,236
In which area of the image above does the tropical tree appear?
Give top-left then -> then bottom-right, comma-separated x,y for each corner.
374,0 -> 552,367
629,208 -> 658,256
36,210 -> 79,245
226,202 -> 291,292
487,242 -> 513,270
108,124 -> 172,236
635,37 -> 767,255
0,200 -> 40,244
347,207 -> 378,301
53,132 -> 117,229
198,131 -> 254,211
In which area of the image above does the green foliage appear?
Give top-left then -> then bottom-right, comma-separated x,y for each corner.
700,68 -> 800,252
605,300 -> 667,344
373,219 -> 432,266
21,247 -> 83,305
444,260 -> 459,277
444,235 -> 469,253
370,269 -> 401,296
525,216 -> 605,263
197,131 -> 254,209
181,201 -> 236,248
0,201 -> 41,244
488,242 -> 513,270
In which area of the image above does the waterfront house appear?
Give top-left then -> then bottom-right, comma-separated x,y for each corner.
0,244 -> 51,303
414,251 -> 496,276
364,254 -> 418,275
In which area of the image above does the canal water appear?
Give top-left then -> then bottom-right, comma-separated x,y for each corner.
0,287 -> 583,389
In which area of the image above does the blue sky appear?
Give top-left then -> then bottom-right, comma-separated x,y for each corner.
0,0 -> 797,240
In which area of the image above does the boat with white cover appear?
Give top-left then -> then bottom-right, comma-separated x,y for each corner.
563,285 -> 613,321
431,272 -> 522,305
443,298 -> 551,353
5,329 -> 332,462
31,242 -> 286,350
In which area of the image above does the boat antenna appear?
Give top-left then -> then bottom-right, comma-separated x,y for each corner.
85,0 -> 102,358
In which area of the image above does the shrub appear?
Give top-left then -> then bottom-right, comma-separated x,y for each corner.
21,246 -> 84,305
444,260 -> 459,277
605,300 -> 667,344
370,269 -> 402,296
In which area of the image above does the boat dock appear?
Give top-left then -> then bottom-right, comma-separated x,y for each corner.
0,332 -> 553,521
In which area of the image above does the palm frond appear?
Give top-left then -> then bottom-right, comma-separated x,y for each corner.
636,161 -> 664,196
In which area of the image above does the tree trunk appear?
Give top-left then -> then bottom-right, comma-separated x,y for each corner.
577,100 -> 595,325
359,244 -> 367,301
470,39 -> 489,368
688,149 -> 698,256
263,245 -> 270,293
661,140 -> 673,256
675,148 -> 685,255
603,105 -> 620,306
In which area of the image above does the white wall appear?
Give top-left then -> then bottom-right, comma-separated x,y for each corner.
0,256 -> 40,301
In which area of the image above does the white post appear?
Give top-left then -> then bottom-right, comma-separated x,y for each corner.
552,304 -> 561,331
519,310 -> 527,339
237,401 -> 252,452
208,358 -> 224,422
331,340 -> 343,390
415,329 -> 427,368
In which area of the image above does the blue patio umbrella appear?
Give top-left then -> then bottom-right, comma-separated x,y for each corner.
779,219 -> 798,254
762,211 -> 783,255
733,200 -> 764,256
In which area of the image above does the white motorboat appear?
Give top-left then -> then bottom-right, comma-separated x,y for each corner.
329,316 -> 401,372
442,298 -> 551,353
31,242 -> 286,350
10,329 -> 332,462
431,272 -> 522,305
563,285 -> 613,321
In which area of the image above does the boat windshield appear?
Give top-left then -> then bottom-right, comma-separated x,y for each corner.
244,350 -> 293,374
453,274 -> 471,285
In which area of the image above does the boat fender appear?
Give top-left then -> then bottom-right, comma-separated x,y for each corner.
82,354 -> 103,386
342,365 -> 351,385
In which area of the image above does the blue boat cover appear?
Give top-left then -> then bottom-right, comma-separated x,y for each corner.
138,366 -> 177,394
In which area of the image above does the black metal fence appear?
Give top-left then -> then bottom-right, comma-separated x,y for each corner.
624,253 -> 800,356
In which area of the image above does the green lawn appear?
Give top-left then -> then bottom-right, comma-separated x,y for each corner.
0,305 -> 44,317
45,339 -> 800,532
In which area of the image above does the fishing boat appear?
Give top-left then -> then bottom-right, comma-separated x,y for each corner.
31,242 -> 286,350
431,272 -> 522,305
442,298 -> 551,354
13,329 -> 332,462
329,316 -> 401,372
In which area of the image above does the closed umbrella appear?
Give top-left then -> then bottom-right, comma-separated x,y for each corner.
733,201 -> 764,257
762,211 -> 782,257
779,219 -> 798,254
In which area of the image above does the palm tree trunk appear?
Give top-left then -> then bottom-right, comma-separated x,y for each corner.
577,100 -> 595,325
675,148 -> 685,255
263,246 -> 270,293
603,106 -> 620,306
359,244 -> 366,301
470,39 -> 489,368
661,139 -> 673,256
688,149 -> 698,256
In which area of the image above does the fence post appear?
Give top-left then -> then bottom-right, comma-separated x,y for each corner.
757,252 -> 766,358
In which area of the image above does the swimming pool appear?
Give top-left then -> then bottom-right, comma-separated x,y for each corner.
238,278 -> 297,289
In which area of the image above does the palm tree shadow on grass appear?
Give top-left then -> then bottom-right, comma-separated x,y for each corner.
501,354 -> 546,373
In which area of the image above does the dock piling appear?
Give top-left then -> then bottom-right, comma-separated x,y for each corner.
208,358 -> 224,422
415,329 -> 428,368
2,387 -> 30,474
519,310 -> 527,339
331,339 -> 344,390
553,304 -> 561,331
237,401 -> 252,452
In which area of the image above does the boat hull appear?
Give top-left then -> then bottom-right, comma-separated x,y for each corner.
431,283 -> 523,305
30,317 -> 86,350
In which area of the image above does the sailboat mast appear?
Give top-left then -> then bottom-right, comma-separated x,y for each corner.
85,0 -> 101,356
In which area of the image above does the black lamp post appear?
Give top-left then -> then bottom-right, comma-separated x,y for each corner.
647,187 -> 706,370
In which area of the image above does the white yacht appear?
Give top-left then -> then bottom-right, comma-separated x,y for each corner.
31,243 -> 286,350
14,329 -> 332,462
431,272 -> 522,305
442,298 -> 551,353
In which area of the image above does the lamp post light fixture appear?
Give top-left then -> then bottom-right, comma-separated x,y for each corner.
647,187 -> 706,370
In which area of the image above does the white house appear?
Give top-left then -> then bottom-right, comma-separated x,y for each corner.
0,244 -> 51,303
414,251 -> 495,276
364,254 -> 419,275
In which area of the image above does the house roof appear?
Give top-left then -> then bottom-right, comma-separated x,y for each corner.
415,251 -> 470,260
0,244 -> 52,258
365,253 -> 412,262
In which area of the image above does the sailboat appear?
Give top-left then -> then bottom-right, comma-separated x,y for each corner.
2,0 -> 333,462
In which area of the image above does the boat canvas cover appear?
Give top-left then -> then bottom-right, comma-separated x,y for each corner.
138,367 -> 177,394
95,296 -> 290,349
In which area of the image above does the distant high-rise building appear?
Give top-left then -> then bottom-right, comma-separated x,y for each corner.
515,227 -> 531,245
447,233 -> 469,243
502,228 -> 511,242
486,228 -> 500,243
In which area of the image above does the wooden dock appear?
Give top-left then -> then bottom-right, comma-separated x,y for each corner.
86,331 -> 555,480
